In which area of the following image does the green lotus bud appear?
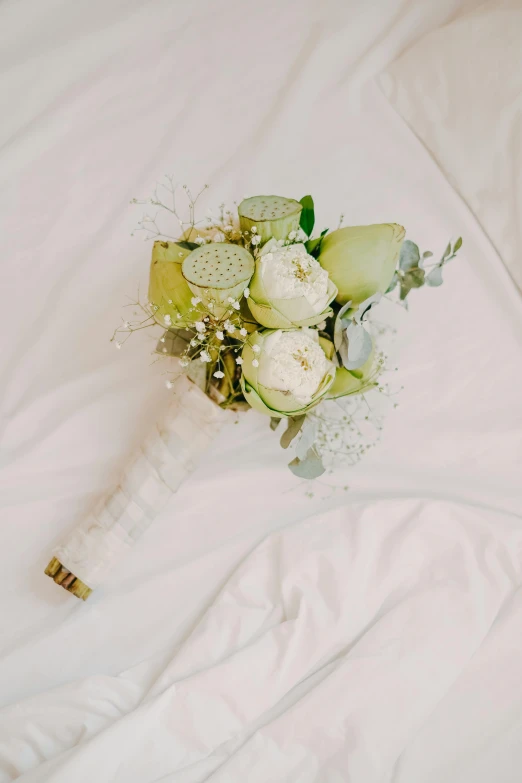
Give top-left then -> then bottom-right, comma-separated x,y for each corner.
148,241 -> 195,327
182,243 -> 254,317
240,328 -> 336,418
247,241 -> 338,329
327,348 -> 376,399
318,223 -> 405,306
238,195 -> 302,245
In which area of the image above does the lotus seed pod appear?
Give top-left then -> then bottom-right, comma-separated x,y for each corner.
148,241 -> 195,327
238,195 -> 302,245
318,223 -> 405,306
182,242 -> 254,317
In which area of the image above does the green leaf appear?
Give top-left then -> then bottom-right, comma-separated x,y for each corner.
270,417 -> 281,431
407,268 -> 425,286
400,267 -> 425,300
386,272 -> 399,293
453,237 -> 463,253
422,250 -> 433,259
341,322 -> 372,370
399,240 -> 421,271
295,419 -> 318,460
425,266 -> 444,286
288,446 -> 325,479
442,242 -> 452,260
305,228 -> 328,257
177,241 -> 199,251
280,415 -> 306,449
299,195 -> 315,237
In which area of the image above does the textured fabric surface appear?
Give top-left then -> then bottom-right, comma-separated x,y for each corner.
1,1 -> 521,782
380,0 -> 522,292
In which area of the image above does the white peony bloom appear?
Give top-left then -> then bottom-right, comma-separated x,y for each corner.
261,243 -> 329,306
247,241 -> 337,329
257,329 -> 332,405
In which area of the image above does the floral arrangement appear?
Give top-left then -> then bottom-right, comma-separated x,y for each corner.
45,181 -> 461,599
127,184 -> 461,476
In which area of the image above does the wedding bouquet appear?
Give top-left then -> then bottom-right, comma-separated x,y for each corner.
45,185 -> 461,599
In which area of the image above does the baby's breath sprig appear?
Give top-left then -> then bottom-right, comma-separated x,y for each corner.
131,176 -> 210,242
110,296 -> 158,349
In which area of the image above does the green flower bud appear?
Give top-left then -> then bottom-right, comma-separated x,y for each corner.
318,223 -> 405,306
148,241 -> 195,327
327,348 -> 376,399
240,329 -> 335,418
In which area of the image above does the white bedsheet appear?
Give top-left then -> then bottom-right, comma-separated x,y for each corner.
380,0 -> 522,291
1,1 -> 521,781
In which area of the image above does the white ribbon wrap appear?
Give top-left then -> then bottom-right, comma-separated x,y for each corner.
53,376 -> 228,588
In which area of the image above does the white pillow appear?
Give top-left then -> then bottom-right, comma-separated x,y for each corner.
379,0 -> 522,292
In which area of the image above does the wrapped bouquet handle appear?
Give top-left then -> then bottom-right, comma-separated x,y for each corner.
45,375 -> 227,599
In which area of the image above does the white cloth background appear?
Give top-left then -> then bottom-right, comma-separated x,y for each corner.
380,0 -> 522,291
1,1 -> 521,781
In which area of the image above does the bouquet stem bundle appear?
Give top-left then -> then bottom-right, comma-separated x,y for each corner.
45,374 -> 227,599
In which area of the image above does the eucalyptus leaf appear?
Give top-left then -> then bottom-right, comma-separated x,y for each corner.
453,236 -> 463,252
399,240 -> 421,271
334,300 -> 353,351
400,267 -> 425,300
345,322 -> 372,369
425,266 -> 444,287
288,446 -> 325,479
354,293 -> 382,323
442,242 -> 452,260
270,417 -> 281,431
299,195 -> 315,237
386,273 -> 399,293
295,418 -> 318,460
422,250 -> 433,259
280,415 -> 306,449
